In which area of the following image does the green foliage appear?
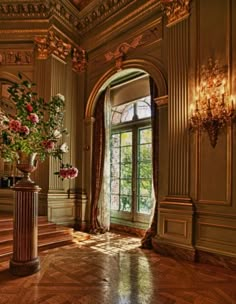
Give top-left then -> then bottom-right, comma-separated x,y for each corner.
0,73 -> 68,162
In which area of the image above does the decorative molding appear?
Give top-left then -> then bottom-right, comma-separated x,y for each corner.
34,30 -> 87,72
0,49 -> 33,65
0,2 -> 51,19
152,237 -> 196,262
160,0 -> 191,26
34,30 -> 71,60
104,35 -> 143,71
155,95 -> 168,107
71,47 -> 87,72
75,0 -> 136,34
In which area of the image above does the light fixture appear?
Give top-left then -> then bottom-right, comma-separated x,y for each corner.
190,58 -> 236,148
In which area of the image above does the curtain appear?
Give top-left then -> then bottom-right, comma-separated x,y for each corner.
141,77 -> 159,248
90,91 -> 106,233
97,87 -> 112,231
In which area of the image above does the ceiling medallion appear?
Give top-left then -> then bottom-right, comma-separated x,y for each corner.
160,0 -> 191,26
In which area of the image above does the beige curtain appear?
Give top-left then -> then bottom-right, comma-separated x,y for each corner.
141,77 -> 159,248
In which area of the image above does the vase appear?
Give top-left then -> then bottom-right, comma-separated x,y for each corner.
16,152 -> 38,186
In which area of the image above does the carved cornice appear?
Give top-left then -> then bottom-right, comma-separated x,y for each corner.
0,2 -> 51,19
160,0 -> 191,26
34,30 -> 87,72
104,35 -> 143,71
0,49 -> 33,65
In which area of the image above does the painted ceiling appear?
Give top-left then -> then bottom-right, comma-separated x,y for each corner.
69,0 -> 92,11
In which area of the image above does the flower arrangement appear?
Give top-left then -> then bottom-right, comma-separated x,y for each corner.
0,73 -> 78,180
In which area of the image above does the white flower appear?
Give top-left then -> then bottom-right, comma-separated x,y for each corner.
56,93 -> 65,102
0,111 -> 9,131
60,142 -> 69,153
53,129 -> 62,139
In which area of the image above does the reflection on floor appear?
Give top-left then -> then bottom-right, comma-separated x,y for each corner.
0,232 -> 236,304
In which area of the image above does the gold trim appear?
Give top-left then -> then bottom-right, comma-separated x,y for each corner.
161,0 -> 191,26
155,95 -> 168,107
85,59 -> 167,118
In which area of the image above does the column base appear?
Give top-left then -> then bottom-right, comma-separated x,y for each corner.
9,257 -> 40,277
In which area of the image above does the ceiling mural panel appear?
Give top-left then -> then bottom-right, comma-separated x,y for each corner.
69,0 -> 92,11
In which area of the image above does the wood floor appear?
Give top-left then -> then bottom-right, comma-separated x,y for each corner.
0,232 -> 236,303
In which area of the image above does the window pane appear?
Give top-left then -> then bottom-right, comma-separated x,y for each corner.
120,195 -> 131,212
121,132 -> 132,146
111,147 -> 120,163
121,163 -> 132,178
121,146 -> 132,162
120,179 -> 132,195
139,144 -> 152,161
138,162 -> 152,178
136,98 -> 151,119
111,104 -> 126,125
111,195 -> 119,210
112,111 -> 121,124
138,179 -> 152,196
112,133 -> 120,147
121,104 -> 134,122
138,196 -> 152,214
111,163 -> 120,178
139,128 -> 152,144
111,179 -> 119,194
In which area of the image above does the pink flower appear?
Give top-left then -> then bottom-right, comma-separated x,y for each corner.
20,125 -> 30,135
42,140 -> 55,150
9,119 -> 21,132
26,104 -> 33,112
59,166 -> 78,179
28,113 -> 39,124
68,167 -> 78,178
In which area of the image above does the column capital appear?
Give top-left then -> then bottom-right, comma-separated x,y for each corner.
161,0 -> 191,27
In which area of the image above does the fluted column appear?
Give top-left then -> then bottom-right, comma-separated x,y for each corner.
167,19 -> 190,200
153,1 -> 195,261
10,183 -> 41,276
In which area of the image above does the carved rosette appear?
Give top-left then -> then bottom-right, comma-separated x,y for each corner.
160,0 -> 191,26
34,30 -> 87,73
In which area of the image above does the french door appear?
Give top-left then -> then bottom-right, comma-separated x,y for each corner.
110,123 -> 153,227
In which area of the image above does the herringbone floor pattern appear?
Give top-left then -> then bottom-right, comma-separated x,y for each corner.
0,232 -> 236,304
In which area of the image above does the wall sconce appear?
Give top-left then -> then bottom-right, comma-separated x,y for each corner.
190,58 -> 236,148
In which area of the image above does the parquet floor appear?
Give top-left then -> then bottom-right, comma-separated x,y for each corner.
0,232 -> 236,304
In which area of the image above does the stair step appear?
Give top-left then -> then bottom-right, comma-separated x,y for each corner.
0,215 -> 75,262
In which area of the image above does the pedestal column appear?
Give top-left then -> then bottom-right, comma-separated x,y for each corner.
10,182 -> 41,276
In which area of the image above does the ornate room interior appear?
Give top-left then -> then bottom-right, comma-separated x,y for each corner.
0,0 -> 236,303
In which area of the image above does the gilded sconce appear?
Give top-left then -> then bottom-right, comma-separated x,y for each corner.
190,58 -> 236,148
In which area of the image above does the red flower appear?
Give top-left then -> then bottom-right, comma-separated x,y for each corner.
9,119 -> 21,132
26,104 -> 33,112
42,140 -> 55,150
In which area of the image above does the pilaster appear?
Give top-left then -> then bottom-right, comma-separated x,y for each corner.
154,1 -> 195,261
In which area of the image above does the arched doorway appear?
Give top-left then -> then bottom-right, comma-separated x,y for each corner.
84,60 -> 167,234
